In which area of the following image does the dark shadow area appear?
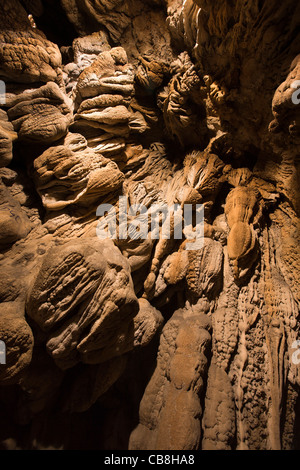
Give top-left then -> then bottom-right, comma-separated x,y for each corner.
20,0 -> 78,47
292,386 -> 300,450
0,332 -> 161,450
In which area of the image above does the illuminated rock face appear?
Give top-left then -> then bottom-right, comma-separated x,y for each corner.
0,0 -> 300,451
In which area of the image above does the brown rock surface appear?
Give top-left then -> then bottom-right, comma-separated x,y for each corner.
0,301 -> 33,385
0,0 -> 62,84
129,305 -> 211,450
5,82 -> 73,144
0,109 -> 17,167
32,132 -> 125,210
0,0 -> 299,451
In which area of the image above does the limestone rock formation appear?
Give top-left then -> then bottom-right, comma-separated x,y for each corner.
0,0 -> 62,84
0,301 -> 34,385
0,109 -> 17,167
26,237 -> 139,367
225,186 -> 260,280
0,0 -> 300,452
0,181 -> 32,247
129,304 -> 211,450
32,132 -> 125,210
5,82 -> 73,144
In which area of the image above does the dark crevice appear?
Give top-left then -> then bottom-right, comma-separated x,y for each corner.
20,0 -> 78,47
210,181 -> 231,222
292,385 -> 300,450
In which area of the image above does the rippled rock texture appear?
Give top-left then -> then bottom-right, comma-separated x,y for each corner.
0,0 -> 300,451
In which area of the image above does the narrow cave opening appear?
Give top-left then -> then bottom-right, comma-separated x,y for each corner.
20,0 -> 78,47
10,140 -> 47,222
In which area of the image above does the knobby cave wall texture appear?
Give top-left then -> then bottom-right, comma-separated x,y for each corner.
0,0 -> 300,451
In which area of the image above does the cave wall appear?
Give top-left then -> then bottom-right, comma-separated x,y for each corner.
0,0 -> 299,450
